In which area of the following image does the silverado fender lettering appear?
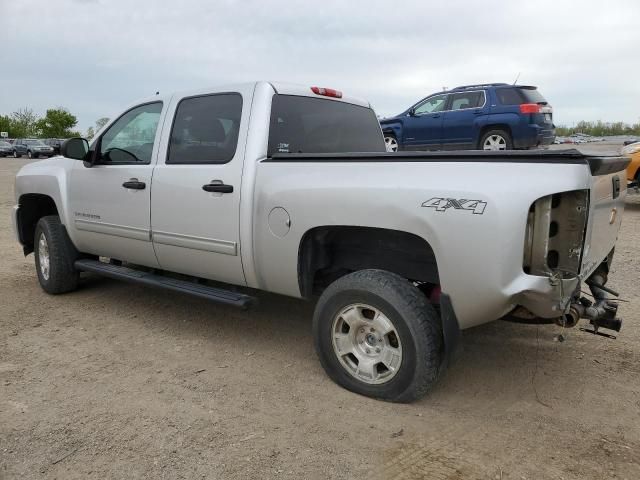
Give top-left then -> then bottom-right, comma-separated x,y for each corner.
421,198 -> 488,215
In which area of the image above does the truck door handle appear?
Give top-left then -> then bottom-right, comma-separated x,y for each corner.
202,183 -> 233,193
122,180 -> 146,190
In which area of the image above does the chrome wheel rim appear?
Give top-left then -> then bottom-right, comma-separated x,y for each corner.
384,136 -> 398,152
38,233 -> 50,281
331,304 -> 403,385
483,134 -> 507,150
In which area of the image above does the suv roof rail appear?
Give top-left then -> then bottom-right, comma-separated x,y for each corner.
451,83 -> 509,91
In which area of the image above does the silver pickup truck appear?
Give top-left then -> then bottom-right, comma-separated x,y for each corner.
12,82 -> 629,402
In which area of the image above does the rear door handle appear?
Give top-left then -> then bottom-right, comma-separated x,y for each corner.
122,180 -> 146,190
202,183 -> 233,193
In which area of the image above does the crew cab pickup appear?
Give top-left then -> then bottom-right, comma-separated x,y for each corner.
12,82 -> 629,402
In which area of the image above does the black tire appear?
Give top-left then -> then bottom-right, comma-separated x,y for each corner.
313,269 -> 443,403
13,150 -> 21,158
34,215 -> 80,294
27,150 -> 33,159
479,129 -> 513,150
384,134 -> 399,152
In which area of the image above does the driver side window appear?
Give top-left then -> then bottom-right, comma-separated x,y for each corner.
98,102 -> 163,164
414,94 -> 448,115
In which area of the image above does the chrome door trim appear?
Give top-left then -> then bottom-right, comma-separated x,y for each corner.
75,219 -> 150,242
152,230 -> 237,256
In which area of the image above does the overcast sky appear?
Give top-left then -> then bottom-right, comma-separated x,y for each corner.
2,0 -> 638,132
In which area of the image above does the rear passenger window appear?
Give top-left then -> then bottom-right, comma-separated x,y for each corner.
496,88 -> 523,105
449,91 -> 485,110
167,93 -> 242,165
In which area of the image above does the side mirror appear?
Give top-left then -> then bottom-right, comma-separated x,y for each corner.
408,108 -> 416,117
60,138 -> 89,160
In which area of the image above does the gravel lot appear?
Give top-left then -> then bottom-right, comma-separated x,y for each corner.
1,148 -> 639,479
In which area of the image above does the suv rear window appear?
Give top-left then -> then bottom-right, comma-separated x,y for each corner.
268,95 -> 385,155
496,87 -> 547,105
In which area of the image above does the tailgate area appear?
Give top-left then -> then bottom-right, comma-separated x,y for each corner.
580,168 -> 627,277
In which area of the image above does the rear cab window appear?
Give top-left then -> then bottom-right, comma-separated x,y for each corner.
268,95 -> 385,155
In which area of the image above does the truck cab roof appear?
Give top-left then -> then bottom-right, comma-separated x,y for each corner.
129,81 -> 371,111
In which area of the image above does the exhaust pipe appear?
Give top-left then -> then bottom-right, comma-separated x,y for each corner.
559,298 -> 622,332
555,273 -> 622,334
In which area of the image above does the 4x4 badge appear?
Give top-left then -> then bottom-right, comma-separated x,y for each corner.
422,198 -> 487,215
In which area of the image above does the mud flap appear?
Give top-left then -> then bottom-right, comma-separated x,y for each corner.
439,293 -> 461,368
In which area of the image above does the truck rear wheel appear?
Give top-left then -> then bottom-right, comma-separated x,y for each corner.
312,269 -> 443,402
34,215 -> 80,294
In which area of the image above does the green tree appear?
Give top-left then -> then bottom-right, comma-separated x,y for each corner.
0,115 -> 11,136
556,120 -> 640,137
11,108 -> 40,137
95,117 -> 110,131
36,107 -> 79,138
86,126 -> 95,140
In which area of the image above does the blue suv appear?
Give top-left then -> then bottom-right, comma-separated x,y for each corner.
380,83 -> 555,151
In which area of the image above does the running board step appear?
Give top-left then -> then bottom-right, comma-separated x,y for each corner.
74,259 -> 256,309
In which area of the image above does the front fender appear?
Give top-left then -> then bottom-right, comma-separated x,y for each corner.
15,157 -> 76,228
379,119 -> 404,141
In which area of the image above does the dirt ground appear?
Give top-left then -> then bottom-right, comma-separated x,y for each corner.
1,148 -> 639,479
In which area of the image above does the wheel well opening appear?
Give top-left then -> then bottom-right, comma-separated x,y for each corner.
478,124 -> 512,147
17,194 -> 59,255
298,226 -> 439,298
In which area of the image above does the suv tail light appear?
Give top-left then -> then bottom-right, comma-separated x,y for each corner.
311,86 -> 343,99
519,103 -> 542,114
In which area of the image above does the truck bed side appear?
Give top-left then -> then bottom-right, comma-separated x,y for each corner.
251,151 -> 627,329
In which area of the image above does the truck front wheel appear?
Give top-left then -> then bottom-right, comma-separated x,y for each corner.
34,215 -> 80,294
312,269 -> 443,402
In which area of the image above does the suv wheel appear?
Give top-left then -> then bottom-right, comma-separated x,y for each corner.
13,150 -> 20,158
34,215 -> 80,294
384,135 -> 399,152
313,269 -> 443,402
27,150 -> 33,159
480,129 -> 513,151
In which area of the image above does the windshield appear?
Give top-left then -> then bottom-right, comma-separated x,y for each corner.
0,141 -> 10,147
26,140 -> 46,146
268,95 -> 385,155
